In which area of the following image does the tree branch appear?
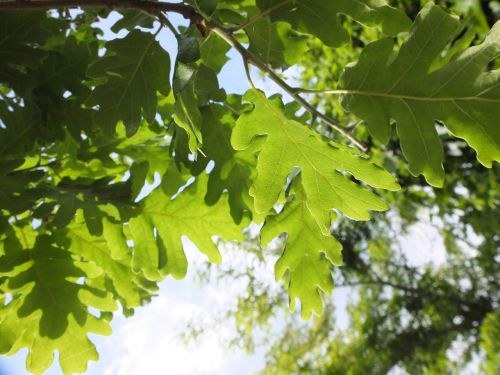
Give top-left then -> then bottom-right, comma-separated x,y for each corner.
0,0 -> 202,22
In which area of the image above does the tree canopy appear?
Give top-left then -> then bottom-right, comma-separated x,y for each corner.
0,0 -> 498,374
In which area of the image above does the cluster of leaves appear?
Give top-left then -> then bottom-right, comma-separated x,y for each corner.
0,0 -> 498,373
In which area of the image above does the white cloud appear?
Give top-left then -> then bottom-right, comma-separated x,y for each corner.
94,243 -> 263,375
102,294 -> 227,375
400,221 -> 447,267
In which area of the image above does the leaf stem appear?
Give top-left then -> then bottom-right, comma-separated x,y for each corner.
157,12 -> 179,37
295,88 -> 350,95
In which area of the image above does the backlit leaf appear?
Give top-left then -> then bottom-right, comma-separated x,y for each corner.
232,89 -> 399,234
262,178 -> 343,319
130,168 -> 246,280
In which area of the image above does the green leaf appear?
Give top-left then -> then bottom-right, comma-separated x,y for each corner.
111,10 -> 155,33
114,121 -> 172,181
340,4 -> 500,186
176,34 -> 201,66
194,64 -> 226,105
0,169 -> 45,215
65,214 -> 154,309
1,34 -> 93,153
130,160 -> 150,200
200,32 -> 231,73
53,194 -> 80,227
173,81 -> 203,153
0,12 -> 54,89
129,168 -> 246,280
256,0 -> 411,47
82,204 -> 104,236
232,89 -> 399,234
87,30 -> 171,136
173,34 -> 203,153
185,0 -> 220,18
173,33 -> 200,97
246,18 -> 309,69
0,231 -> 116,375
193,104 -> 256,222
262,177 -> 342,319
172,62 -> 198,95
30,37 -> 95,139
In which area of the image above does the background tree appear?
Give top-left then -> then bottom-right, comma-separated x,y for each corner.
0,0 -> 498,374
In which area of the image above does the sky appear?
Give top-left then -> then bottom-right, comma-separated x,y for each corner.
0,5 -> 453,375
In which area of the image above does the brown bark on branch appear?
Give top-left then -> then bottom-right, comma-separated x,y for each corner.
0,0 -> 201,22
